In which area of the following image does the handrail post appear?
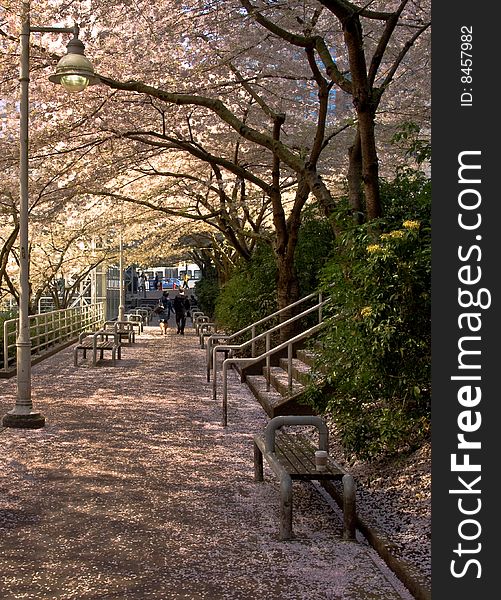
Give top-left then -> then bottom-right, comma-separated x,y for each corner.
251,324 -> 256,357
318,292 -> 323,323
206,336 -> 212,381
288,342 -> 293,393
44,312 -> 49,351
212,346 -> 219,401
220,320 -> 328,427
3,320 -> 9,371
266,332 -> 271,391
222,359 -> 229,427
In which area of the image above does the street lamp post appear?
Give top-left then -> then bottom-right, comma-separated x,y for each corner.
118,231 -> 125,321
2,2 -> 98,429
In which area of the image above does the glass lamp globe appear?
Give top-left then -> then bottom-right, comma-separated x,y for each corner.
48,37 -> 99,93
60,74 -> 89,93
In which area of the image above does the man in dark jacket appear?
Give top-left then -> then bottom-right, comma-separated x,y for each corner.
173,292 -> 190,335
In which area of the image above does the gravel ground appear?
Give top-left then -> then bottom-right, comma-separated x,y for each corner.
350,442 -> 430,576
0,317 -> 429,599
325,428 -> 431,595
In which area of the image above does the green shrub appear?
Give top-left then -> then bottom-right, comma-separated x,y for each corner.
306,170 -> 431,460
295,209 -> 336,295
193,273 -> 219,318
214,212 -> 336,334
215,243 -> 277,332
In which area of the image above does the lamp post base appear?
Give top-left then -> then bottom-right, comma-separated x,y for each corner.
2,411 -> 45,429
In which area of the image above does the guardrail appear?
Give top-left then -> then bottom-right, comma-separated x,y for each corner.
217,320 -> 328,426
208,293 -> 329,427
2,302 -> 105,372
205,291 -> 324,382
211,298 -> 327,401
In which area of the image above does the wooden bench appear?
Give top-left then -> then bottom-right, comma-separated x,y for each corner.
125,313 -> 144,333
193,314 -> 209,336
199,322 -> 216,348
129,307 -> 151,325
104,320 -> 136,343
74,331 -> 121,367
253,415 -> 356,541
136,306 -> 154,324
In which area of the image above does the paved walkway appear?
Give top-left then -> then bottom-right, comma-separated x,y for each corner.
1,316 -> 414,599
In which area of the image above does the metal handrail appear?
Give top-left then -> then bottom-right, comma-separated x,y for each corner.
219,320 -> 328,426
206,291 -> 324,381
211,299 -> 327,401
2,302 -> 105,372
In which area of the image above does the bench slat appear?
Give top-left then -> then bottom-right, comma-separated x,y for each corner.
275,433 -> 314,476
76,340 -> 115,349
274,432 -> 345,480
281,433 -> 320,472
292,433 -> 346,476
74,331 -> 121,367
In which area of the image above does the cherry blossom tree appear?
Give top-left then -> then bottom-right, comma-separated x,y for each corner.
239,0 -> 431,219
0,0 -> 430,317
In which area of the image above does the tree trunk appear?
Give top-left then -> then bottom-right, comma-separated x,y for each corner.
342,11 -> 382,221
272,179 -> 310,342
275,250 -> 300,343
357,107 -> 381,220
347,130 -> 364,223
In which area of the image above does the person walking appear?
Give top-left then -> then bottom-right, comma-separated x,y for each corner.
173,291 -> 190,335
182,273 -> 190,289
137,273 -> 145,297
161,291 -> 172,319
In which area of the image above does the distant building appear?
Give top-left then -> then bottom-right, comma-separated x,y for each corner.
140,263 -> 201,290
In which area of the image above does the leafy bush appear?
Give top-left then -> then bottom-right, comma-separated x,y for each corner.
294,208 -> 336,295
214,243 -> 277,332
306,170 -> 431,460
193,271 -> 219,318
214,212 -> 336,334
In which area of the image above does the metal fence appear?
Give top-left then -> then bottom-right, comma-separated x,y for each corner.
2,302 -> 105,372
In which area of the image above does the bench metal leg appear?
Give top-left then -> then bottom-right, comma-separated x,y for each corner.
74,348 -> 79,367
342,473 -> 357,540
279,474 -> 293,540
254,442 -> 264,482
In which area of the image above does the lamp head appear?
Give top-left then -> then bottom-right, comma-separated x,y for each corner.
49,35 -> 99,92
